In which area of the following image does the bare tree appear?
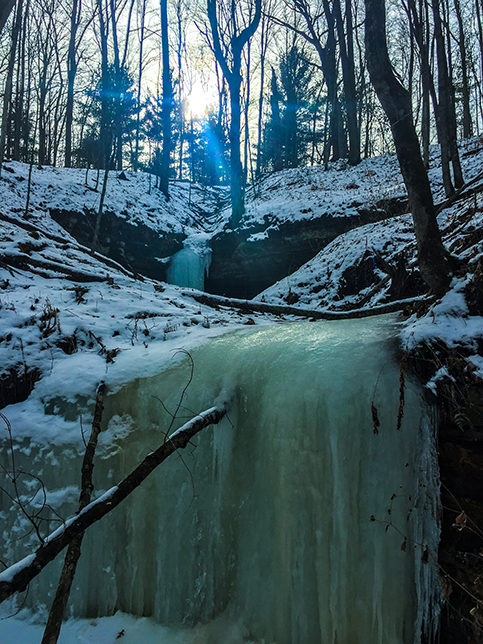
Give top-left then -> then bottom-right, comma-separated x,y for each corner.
0,0 -> 24,177
0,403 -> 227,603
333,0 -> 359,165
365,0 -> 454,296
133,0 -> 147,172
207,0 -> 262,226
64,0 -> 82,167
432,0 -> 464,195
159,0 -> 173,198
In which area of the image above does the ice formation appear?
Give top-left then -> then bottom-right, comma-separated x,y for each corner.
0,317 -> 439,643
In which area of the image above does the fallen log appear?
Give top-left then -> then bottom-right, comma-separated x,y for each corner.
182,290 -> 430,320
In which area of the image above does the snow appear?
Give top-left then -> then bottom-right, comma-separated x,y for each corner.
401,277 -> 483,352
256,213 -> 417,309
0,609 -> 256,644
0,137 -> 482,641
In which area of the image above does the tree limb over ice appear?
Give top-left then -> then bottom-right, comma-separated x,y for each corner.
0,403 -> 228,603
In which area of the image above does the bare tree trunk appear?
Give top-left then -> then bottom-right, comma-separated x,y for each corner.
243,41 -> 252,185
176,0 -> 184,179
0,0 -> 16,35
134,0 -> 146,172
98,0 -> 110,169
37,54 -> 48,167
255,8 -> 269,177
0,0 -> 24,178
365,0 -> 453,296
453,0 -> 472,138
65,0 -> 81,167
12,0 -> 28,160
432,0 -> 464,193
270,68 -> 283,172
121,0 -> 136,68
207,0 -> 261,227
91,166 -> 109,252
321,0 -> 338,164
41,385 -> 106,644
334,0 -> 360,165
21,4 -> 31,163
160,0 -> 173,198
406,0 -> 432,167
110,0 -> 123,170
441,0 -> 464,188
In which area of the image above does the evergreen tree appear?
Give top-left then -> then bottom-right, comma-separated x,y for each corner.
262,45 -> 315,172
279,44 -> 312,168
80,65 -> 136,169
263,68 -> 283,172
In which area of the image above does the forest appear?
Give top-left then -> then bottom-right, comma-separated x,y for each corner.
0,0 -> 481,195
1,0 -> 483,644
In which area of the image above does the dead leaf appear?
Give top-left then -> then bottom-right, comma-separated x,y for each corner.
440,576 -> 453,600
454,511 -> 468,531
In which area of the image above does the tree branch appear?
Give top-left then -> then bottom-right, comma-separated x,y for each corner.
207,0 -> 233,82
0,403 -> 228,603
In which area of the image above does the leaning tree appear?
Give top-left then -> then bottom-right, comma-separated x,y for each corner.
365,0 -> 454,296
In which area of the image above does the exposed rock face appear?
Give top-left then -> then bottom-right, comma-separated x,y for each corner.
50,208 -> 185,282
411,336 -> 483,644
206,196 -> 408,299
438,380 -> 483,644
0,364 -> 41,409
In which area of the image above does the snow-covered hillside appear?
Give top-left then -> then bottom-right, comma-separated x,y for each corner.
0,161 -> 227,238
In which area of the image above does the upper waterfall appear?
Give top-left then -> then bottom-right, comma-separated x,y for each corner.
167,235 -> 212,291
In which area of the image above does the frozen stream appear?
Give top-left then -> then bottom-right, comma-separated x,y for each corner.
0,317 -> 439,643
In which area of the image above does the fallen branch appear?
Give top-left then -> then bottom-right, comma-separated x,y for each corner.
2,253 -> 110,283
0,212 -> 140,281
435,170 -> 483,215
350,274 -> 391,308
183,290 -> 429,320
0,403 -> 227,603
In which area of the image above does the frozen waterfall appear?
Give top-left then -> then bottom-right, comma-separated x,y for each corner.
167,238 -> 212,290
0,317 -> 440,643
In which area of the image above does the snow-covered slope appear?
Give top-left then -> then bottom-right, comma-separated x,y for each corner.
222,137 -> 483,232
256,138 -> 483,311
1,161 -> 227,238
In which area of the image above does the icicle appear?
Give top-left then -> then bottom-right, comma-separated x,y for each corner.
412,409 -> 442,644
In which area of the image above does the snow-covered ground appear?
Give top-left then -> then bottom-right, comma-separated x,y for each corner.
1,139 -> 483,642
0,609 -> 254,644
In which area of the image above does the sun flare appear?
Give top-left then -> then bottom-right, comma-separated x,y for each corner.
186,79 -> 217,118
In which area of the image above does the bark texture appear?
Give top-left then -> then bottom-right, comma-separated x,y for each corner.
364,0 -> 453,296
